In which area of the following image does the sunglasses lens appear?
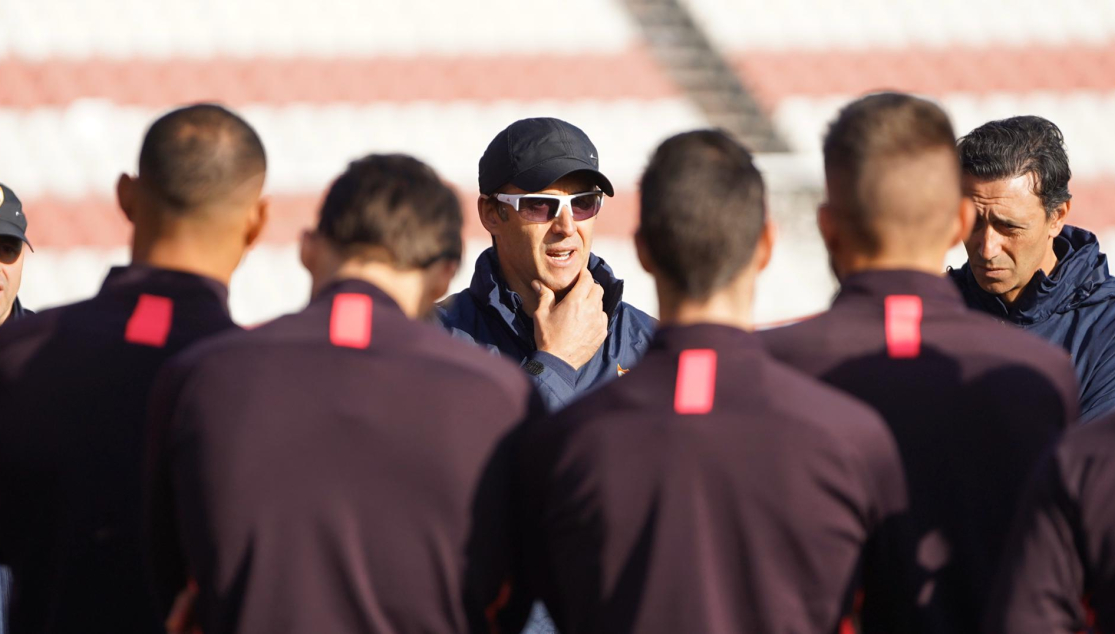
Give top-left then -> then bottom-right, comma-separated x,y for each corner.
570,193 -> 603,220
0,238 -> 22,265
516,197 -> 560,222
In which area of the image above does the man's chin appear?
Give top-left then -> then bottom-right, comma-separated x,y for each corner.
974,276 -> 1017,299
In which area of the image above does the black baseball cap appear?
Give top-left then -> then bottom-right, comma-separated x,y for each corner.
478,118 -> 614,197
0,183 -> 31,251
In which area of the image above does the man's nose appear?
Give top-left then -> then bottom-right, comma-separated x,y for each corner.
550,204 -> 576,236
975,225 -> 1002,261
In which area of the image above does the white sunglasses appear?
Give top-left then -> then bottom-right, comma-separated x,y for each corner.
483,191 -> 605,223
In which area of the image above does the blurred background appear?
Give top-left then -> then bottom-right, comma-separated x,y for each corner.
3,0 -> 1113,324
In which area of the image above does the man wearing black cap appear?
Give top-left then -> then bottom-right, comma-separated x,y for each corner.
145,154 -> 540,634
0,104 -> 267,634
438,118 -> 655,412
0,183 -> 34,327
760,93 -> 1080,633
516,130 -> 907,634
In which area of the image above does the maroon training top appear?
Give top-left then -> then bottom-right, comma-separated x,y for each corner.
145,278 -> 542,634
985,409 -> 1115,634
0,266 -> 236,634
761,269 -> 1081,634
517,323 -> 907,634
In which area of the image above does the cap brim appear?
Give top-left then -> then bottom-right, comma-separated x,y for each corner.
510,157 -> 615,197
0,219 -> 32,251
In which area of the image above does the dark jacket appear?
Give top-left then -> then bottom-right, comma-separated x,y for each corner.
985,409 -> 1115,634
0,266 -> 236,634
950,225 -> 1115,422
518,324 -> 906,634
762,270 -> 1080,634
146,279 -> 541,634
2,297 -> 32,325
436,247 -> 655,412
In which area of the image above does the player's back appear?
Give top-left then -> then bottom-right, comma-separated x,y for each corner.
518,323 -> 906,634
0,266 -> 236,634
761,269 -> 1080,633
148,279 -> 538,634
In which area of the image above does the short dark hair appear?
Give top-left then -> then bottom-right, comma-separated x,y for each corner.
138,104 -> 266,211
958,115 -> 1072,218
317,154 -> 462,269
639,130 -> 766,300
823,92 -> 959,253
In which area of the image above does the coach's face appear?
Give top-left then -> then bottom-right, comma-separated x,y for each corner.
963,174 -> 1067,306
0,236 -> 26,325
482,172 -> 597,298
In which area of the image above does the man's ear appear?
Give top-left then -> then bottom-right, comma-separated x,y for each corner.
634,228 -> 657,276
952,196 -> 976,248
298,229 -> 317,274
478,196 -> 504,236
1049,199 -> 1070,237
245,196 -> 270,248
817,202 -> 839,255
116,174 -> 137,224
420,258 -> 460,317
753,219 -> 776,273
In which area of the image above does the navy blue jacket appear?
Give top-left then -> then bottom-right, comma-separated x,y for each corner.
437,247 -> 655,412
950,225 -> 1115,422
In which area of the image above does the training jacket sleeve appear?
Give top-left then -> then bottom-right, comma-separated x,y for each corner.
522,351 -> 579,413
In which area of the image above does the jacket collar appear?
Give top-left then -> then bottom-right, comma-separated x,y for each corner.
466,246 -> 626,338
950,225 -> 1115,324
99,265 -> 230,307
835,269 -> 965,310
651,322 -> 763,353
9,296 -> 32,322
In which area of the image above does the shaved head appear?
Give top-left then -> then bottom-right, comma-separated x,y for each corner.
823,93 -> 960,256
138,104 -> 266,213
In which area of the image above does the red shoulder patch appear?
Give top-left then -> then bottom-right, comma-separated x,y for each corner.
885,295 -> 923,359
674,348 -> 717,415
330,293 -> 373,349
124,294 -> 173,348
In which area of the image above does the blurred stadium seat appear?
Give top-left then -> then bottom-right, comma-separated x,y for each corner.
2,0 -> 1112,326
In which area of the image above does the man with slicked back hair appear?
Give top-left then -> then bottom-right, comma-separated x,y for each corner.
762,93 -> 1080,633
0,103 -> 267,634
949,115 -> 1115,422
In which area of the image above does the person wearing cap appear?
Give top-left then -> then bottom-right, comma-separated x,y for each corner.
0,104 -> 267,634
437,117 -> 655,413
0,183 -> 34,327
516,130 -> 906,634
145,154 -> 541,634
760,93 -> 1080,633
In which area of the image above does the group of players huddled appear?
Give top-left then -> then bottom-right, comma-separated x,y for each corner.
1,91 -> 1114,634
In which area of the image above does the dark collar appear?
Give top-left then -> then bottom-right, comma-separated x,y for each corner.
651,322 -> 763,353
9,296 -> 33,322
312,278 -> 404,315
835,269 -> 965,309
466,246 -> 627,336
99,265 -> 230,307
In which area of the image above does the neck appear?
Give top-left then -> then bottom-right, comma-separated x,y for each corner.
320,260 -> 426,319
837,250 -> 946,280
131,234 -> 240,287
655,274 -> 756,331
